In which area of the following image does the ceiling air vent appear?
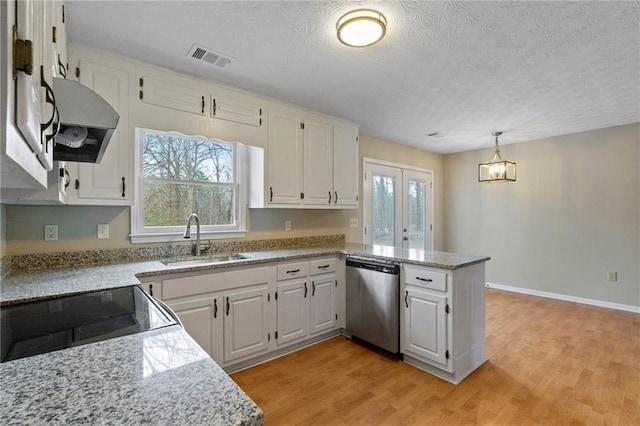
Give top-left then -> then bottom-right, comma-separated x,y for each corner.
187,44 -> 231,68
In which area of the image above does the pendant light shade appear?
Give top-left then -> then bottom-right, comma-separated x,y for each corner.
337,9 -> 387,48
478,132 -> 516,182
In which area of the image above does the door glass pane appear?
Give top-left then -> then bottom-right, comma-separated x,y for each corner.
407,179 -> 427,250
372,174 -> 396,246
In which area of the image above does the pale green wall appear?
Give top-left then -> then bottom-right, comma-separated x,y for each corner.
443,123 -> 640,307
358,134 -> 445,250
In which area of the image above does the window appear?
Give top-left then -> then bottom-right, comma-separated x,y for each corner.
130,128 -> 246,243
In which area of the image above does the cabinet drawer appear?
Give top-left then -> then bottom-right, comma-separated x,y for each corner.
404,266 -> 447,292
277,262 -> 309,281
309,258 -> 337,275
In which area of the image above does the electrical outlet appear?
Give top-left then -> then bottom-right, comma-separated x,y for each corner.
349,218 -> 359,228
284,220 -> 292,231
608,272 -> 618,282
97,224 -> 110,239
44,225 -> 58,241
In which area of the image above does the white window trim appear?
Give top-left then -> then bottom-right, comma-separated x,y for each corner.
130,128 -> 247,244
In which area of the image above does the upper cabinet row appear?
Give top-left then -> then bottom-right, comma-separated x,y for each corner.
3,44 -> 359,209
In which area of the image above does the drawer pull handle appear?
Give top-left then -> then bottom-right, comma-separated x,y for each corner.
318,264 -> 330,269
286,269 -> 300,274
405,290 -> 409,308
416,277 -> 433,282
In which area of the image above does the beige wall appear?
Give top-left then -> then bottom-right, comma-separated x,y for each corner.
0,204 -> 6,258
2,204 -> 358,255
358,134 -> 445,250
444,123 -> 640,307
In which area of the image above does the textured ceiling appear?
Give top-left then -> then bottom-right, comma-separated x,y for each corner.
66,1 -> 640,154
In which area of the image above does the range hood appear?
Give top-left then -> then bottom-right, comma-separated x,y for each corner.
52,77 -> 119,163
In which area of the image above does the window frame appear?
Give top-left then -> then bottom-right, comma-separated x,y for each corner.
130,128 -> 247,244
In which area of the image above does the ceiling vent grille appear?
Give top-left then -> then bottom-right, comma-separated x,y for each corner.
187,44 -> 231,68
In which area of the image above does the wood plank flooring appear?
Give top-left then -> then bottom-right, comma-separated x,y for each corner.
231,289 -> 640,424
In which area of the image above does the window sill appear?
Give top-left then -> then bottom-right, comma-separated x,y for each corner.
130,230 -> 247,244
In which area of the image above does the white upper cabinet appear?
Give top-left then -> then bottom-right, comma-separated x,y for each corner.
303,118 -> 334,206
257,106 -> 359,209
267,105 -> 305,205
140,74 -> 207,116
210,85 -> 266,147
333,125 -> 359,207
65,48 -> 133,205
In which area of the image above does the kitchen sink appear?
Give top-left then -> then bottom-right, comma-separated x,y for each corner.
163,253 -> 251,268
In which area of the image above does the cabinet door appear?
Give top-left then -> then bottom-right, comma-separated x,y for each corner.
403,287 -> 449,367
333,125 -> 359,207
14,0 -> 44,154
210,88 -> 266,148
267,107 -> 303,204
223,286 -> 270,363
276,279 -> 309,347
303,119 -> 333,205
167,295 -> 222,364
51,0 -> 67,79
140,75 -> 206,116
309,275 -> 337,334
67,53 -> 131,204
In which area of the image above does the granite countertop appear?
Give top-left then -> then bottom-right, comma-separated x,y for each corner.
1,244 -> 489,306
0,326 -> 262,425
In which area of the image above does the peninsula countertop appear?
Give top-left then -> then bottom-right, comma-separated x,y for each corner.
1,244 -> 489,305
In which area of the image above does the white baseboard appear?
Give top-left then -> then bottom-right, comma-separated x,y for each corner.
485,282 -> 640,314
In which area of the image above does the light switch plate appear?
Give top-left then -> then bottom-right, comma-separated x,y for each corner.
97,224 -> 110,239
284,221 -> 292,231
349,218 -> 359,228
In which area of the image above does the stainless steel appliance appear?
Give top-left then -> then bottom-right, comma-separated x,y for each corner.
0,285 -> 179,362
346,256 -> 401,355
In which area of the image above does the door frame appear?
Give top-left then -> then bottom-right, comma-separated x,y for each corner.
362,157 -> 434,250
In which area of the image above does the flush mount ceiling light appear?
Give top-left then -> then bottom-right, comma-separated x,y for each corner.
478,132 -> 516,183
336,9 -> 387,48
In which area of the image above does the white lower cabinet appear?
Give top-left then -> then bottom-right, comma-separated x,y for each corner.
148,256 -> 342,370
401,262 -> 486,384
309,275 -> 337,334
275,279 -> 309,347
403,287 -> 450,369
223,285 -> 271,363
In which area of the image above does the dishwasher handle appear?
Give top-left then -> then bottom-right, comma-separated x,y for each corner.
346,257 -> 400,274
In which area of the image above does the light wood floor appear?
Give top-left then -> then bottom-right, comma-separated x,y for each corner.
232,289 -> 640,425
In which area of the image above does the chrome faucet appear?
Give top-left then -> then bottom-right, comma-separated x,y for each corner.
183,213 -> 201,256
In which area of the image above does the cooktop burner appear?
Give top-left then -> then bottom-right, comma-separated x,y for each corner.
1,286 -> 178,362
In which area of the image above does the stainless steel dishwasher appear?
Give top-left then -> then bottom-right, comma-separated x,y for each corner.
346,256 -> 401,355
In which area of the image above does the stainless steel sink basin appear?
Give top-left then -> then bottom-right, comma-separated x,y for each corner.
163,253 -> 250,268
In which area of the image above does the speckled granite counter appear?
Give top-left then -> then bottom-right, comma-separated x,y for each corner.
0,326 -> 262,425
1,244 -> 489,305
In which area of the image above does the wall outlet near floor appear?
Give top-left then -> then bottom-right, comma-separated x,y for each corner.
284,220 -> 292,231
44,225 -> 58,241
97,224 -> 110,239
607,271 -> 618,282
349,218 -> 359,228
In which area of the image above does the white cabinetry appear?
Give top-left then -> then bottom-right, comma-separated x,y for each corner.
266,106 -> 304,205
255,106 -> 359,209
308,258 -> 337,334
401,263 -> 486,384
65,47 -> 133,205
223,285 -> 271,362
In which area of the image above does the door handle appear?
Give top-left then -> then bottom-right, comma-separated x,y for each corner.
312,282 -> 316,296
405,290 -> 409,308
214,299 -> 218,318
304,282 -> 308,298
226,297 -> 230,316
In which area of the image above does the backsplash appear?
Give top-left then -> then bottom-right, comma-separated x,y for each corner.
5,235 -> 345,272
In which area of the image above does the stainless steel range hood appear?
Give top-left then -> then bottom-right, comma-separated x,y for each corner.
52,77 -> 119,163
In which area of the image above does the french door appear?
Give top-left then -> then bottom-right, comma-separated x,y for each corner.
362,160 -> 433,251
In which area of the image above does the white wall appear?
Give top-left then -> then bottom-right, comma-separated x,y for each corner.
444,123 -> 640,308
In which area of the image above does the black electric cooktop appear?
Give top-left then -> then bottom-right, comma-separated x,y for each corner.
0,286 -> 178,363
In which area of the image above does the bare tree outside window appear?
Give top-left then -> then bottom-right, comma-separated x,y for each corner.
142,132 -> 235,227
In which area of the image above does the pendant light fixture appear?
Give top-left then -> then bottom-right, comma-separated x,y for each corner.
478,132 -> 516,182
336,9 -> 387,48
